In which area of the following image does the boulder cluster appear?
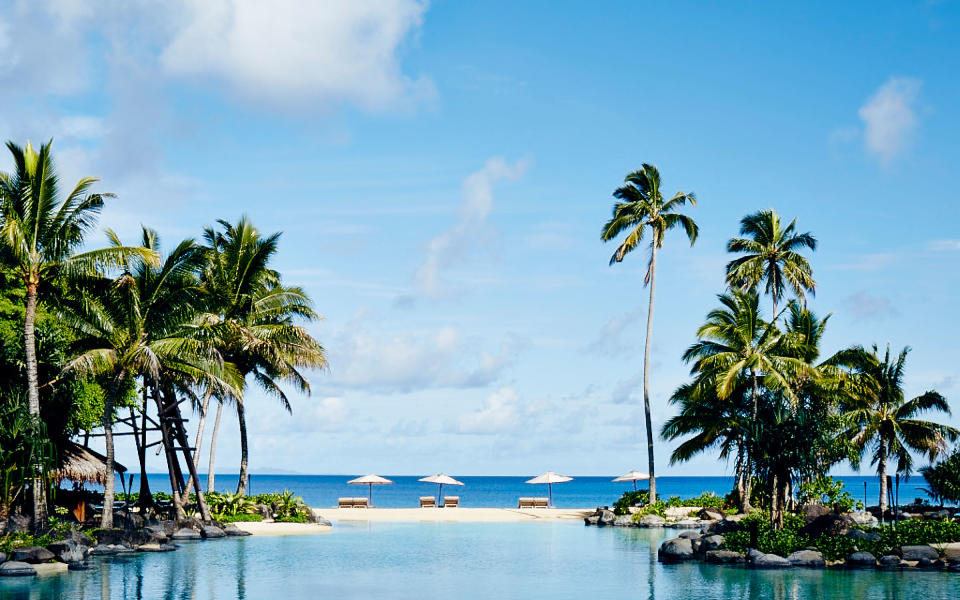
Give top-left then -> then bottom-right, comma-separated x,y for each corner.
0,513 -> 250,578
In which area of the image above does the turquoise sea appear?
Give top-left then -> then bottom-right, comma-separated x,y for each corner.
3,522 -> 956,600
137,473 -> 931,509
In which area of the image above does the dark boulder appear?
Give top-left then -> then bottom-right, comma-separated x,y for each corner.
0,551 -> 5,562
68,561 -> 92,571
597,510 -> 616,526
698,508 -> 725,522
698,534 -> 725,554
705,550 -> 745,564
5,515 -> 31,534
899,545 -> 939,562
800,504 -> 832,522
800,513 -> 852,537
878,555 -> 903,568
923,509 -> 952,520
787,550 -> 826,568
171,528 -> 201,540
47,540 -> 85,563
846,529 -> 881,542
751,553 -> 792,569
201,526 -> 226,539
658,538 -> 695,562
584,515 -> 600,526
637,515 -> 666,528
0,561 -> 37,577
678,530 -> 701,539
10,546 -> 55,564
223,523 -> 252,537
847,551 -> 877,567
306,512 -> 332,526
113,512 -> 144,530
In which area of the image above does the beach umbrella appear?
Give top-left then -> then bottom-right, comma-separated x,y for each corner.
419,473 -> 464,506
526,471 -> 573,507
347,474 -> 393,504
612,470 -> 650,491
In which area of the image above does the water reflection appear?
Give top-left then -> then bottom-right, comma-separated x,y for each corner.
1,526 -> 955,600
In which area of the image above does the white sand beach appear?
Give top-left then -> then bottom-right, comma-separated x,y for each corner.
233,521 -> 333,536
316,507 -> 592,523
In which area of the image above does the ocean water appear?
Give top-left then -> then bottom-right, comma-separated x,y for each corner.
133,473 -> 932,509
3,522 -> 956,600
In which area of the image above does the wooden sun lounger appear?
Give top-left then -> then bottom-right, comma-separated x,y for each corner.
518,497 -> 536,508
338,497 -> 371,508
443,496 -> 459,508
419,496 -> 436,508
533,497 -> 549,508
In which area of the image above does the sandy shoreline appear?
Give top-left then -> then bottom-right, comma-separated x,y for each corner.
233,521 -> 333,536
315,507 -> 592,522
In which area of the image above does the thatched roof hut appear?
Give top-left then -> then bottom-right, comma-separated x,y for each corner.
56,440 -> 127,486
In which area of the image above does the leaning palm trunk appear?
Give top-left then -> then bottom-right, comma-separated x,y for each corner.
207,400 -> 223,493
183,390 -> 213,497
878,442 -> 888,519
23,283 -> 48,527
642,241 -> 659,503
236,397 -> 249,495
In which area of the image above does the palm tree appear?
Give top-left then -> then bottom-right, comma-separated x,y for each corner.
0,140 -> 146,526
200,218 -> 327,495
829,344 -> 958,515
60,228 -> 241,526
600,164 -> 698,503
725,209 -> 816,319
681,289 -> 806,509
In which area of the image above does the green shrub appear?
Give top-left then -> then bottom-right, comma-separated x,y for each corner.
665,496 -> 683,507
920,450 -> 960,505
613,490 -> 648,515
796,476 -> 863,512
274,514 -> 308,523
216,513 -> 264,523
684,492 -> 730,510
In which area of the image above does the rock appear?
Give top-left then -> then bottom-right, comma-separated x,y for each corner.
924,509 -> 952,520
6,515 -> 31,533
701,519 -> 738,535
113,512 -> 144,530
846,529 -> 881,542
136,543 -> 175,552
0,561 -> 37,577
0,551 -> 5,562
916,557 -> 937,569
10,546 -> 56,564
637,515 -> 666,528
145,520 -> 176,537
613,515 -> 634,527
899,545 -> 939,562
751,553 -> 793,569
698,508 -> 725,521
664,506 -> 698,519
171,528 -> 202,540
254,504 -> 272,520
64,529 -> 95,548
847,551 -> 877,567
678,530 -> 701,539
847,512 -> 878,527
724,513 -> 748,522
672,519 -> 702,528
223,524 -> 252,537
584,516 -> 600,526
201,526 -> 226,539
597,510 -> 616,526
90,545 -> 119,556
306,512 -> 331,526
47,540 -> 85,564
68,562 -> 92,571
878,555 -> 903,568
144,526 -> 169,542
800,504 -> 832,522
800,514 -> 851,537
705,550 -> 745,564
658,538 -> 695,562
787,550 -> 826,568
746,548 -> 765,562
699,535 -> 725,553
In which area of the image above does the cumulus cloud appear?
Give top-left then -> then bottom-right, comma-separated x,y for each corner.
585,305 -> 645,357
257,396 -> 350,433
455,387 -> 523,434
858,77 -> 922,163
328,323 -> 522,393
160,0 -> 432,110
843,291 -> 898,322
414,156 -> 530,298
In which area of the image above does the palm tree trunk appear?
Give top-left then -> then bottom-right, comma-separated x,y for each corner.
207,400 -> 223,493
23,281 -> 47,527
642,241 -> 659,504
129,404 -> 152,512
236,396 -> 249,495
183,389 -> 213,497
101,369 -> 126,529
878,442 -> 888,519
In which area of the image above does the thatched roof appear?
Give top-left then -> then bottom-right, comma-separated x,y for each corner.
56,440 -> 127,486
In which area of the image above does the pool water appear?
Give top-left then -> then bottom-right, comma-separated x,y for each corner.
2,522 -> 956,600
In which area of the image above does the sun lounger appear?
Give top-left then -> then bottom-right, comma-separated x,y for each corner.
518,497 -> 536,508
419,496 -> 436,508
443,496 -> 459,508
534,497 -> 549,508
338,497 -> 370,508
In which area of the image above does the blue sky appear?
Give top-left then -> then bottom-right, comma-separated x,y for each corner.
2,0 -> 958,477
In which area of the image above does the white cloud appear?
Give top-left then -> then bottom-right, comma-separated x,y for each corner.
160,0 -> 432,110
415,156 -> 530,297
930,239 -> 960,251
858,77 -> 922,163
585,305 -> 645,357
455,387 -> 522,434
843,291 -> 898,322
257,396 -> 350,434
328,322 -> 521,393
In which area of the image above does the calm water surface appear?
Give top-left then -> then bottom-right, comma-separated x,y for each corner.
2,523 -> 956,600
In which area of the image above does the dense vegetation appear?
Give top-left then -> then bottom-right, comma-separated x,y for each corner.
0,140 -> 326,530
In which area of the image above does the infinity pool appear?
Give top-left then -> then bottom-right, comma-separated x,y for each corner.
1,523 -> 956,599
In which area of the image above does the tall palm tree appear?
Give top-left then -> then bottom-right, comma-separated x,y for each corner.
681,289 -> 805,509
725,209 -> 816,319
200,218 -> 327,495
600,164 -> 698,503
0,140 -> 146,526
60,228 -> 240,526
829,344 -> 958,515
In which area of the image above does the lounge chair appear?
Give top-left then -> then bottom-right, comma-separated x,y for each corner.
518,497 -> 536,509
534,497 -> 549,508
339,497 -> 370,508
419,496 -> 436,508
338,497 -> 353,508
443,496 -> 459,508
